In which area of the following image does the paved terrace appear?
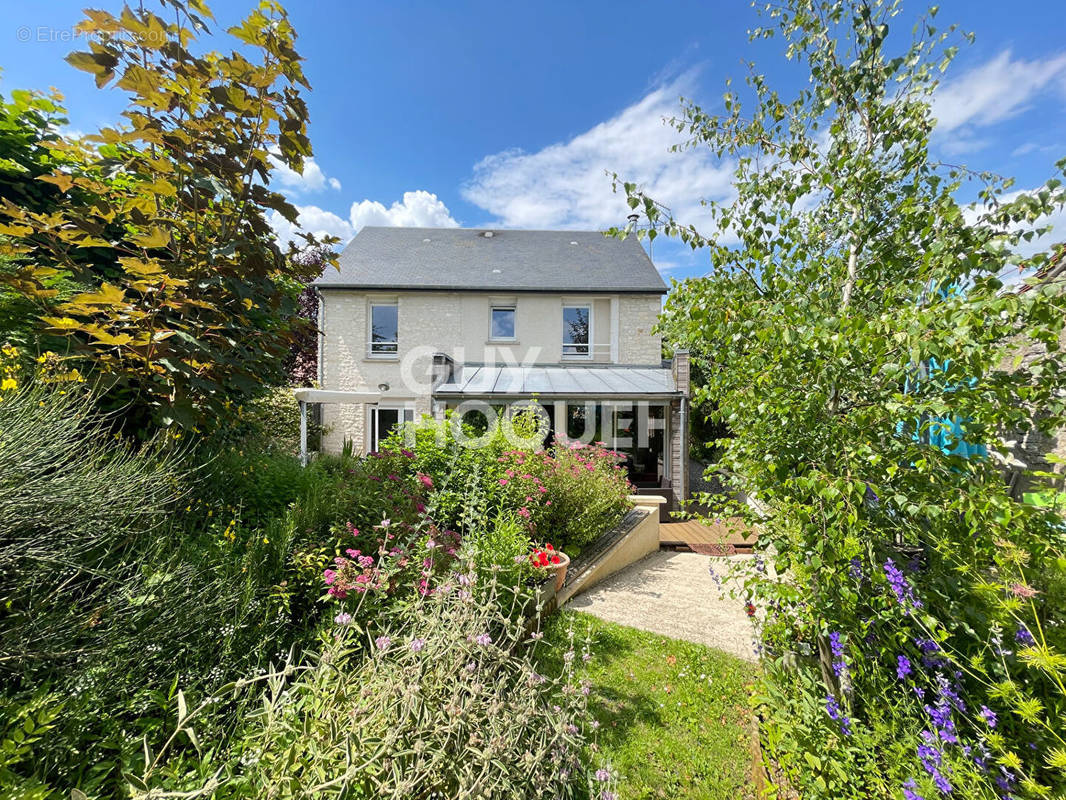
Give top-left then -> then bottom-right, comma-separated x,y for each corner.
567,550 -> 759,662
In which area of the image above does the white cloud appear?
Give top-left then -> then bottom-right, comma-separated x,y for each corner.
932,50 -> 1066,136
938,131 -> 993,157
268,204 -> 353,248
268,190 -> 459,248
652,259 -> 682,273
461,75 -> 735,231
58,125 -> 87,140
1010,141 -> 1059,159
349,190 -> 459,231
269,149 -> 342,195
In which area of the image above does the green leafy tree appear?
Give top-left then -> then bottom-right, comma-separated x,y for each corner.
0,0 -> 337,430
0,89 -> 88,350
0,88 -> 73,214
613,1 -> 1066,796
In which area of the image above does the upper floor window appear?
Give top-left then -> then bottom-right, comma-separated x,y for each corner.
490,305 -> 516,341
369,302 -> 398,357
562,305 -> 591,358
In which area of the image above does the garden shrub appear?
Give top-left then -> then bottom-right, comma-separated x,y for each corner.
201,443 -> 315,528
287,449 -> 440,605
0,381 -> 633,796
384,414 -> 508,533
623,0 -> 1066,796
0,382 -> 182,674
465,515 -> 537,591
0,384 -> 369,795
379,416 -> 632,553
496,442 -> 633,553
135,566 -> 608,799
218,386 -> 304,455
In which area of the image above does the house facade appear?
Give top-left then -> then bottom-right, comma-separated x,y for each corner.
313,226 -> 690,505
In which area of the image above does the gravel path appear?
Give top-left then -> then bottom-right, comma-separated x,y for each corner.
565,550 -> 759,662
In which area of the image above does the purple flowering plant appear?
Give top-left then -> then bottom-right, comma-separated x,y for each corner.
223,555 -> 615,798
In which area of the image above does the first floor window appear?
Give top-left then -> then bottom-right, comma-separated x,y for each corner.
370,303 -> 398,356
490,306 -> 516,340
562,305 -> 590,357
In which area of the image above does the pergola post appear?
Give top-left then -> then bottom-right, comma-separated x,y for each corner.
292,388 -> 387,466
299,400 -> 308,467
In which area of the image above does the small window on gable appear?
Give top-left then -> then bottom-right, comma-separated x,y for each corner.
562,305 -> 591,358
490,305 -> 516,341
369,302 -> 398,356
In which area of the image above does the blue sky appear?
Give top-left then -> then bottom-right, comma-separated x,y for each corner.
1,0 -> 1064,281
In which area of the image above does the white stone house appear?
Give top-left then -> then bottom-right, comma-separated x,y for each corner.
312,226 -> 690,506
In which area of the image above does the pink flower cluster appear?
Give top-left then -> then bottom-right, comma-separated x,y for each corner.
324,524 -> 411,600
324,547 -> 383,599
494,443 -> 632,530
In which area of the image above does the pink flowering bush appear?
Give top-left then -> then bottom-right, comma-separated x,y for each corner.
290,447 -> 444,614
322,531 -> 389,599
494,442 -> 632,552
375,416 -> 632,554
313,516 -> 466,620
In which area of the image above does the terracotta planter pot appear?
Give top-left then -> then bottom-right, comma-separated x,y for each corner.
543,552 -> 570,592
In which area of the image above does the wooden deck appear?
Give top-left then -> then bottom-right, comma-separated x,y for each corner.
659,518 -> 757,554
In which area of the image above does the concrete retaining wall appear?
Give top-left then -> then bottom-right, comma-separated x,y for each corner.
556,496 -> 663,606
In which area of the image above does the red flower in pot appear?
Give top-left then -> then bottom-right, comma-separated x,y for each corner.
530,542 -> 570,591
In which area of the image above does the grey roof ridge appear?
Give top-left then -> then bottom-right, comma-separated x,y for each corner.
359,224 -> 614,234
315,284 -> 666,294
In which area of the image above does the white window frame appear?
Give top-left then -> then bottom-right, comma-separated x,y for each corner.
561,303 -> 593,360
488,304 -> 517,342
367,300 -> 398,358
369,404 -> 415,451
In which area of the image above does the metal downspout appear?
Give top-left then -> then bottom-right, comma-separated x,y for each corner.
299,400 -> 308,468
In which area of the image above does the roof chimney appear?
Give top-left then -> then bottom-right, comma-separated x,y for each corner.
624,213 -> 640,235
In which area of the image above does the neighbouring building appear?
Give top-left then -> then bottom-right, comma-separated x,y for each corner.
311,226 -> 690,506
1006,249 -> 1066,496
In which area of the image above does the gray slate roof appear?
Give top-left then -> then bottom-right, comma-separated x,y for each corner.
315,227 -> 667,293
435,365 -> 679,398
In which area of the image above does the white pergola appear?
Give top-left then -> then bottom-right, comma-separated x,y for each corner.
292,388 -> 383,466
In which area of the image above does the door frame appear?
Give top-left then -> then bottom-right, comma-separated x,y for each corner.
367,403 -> 415,452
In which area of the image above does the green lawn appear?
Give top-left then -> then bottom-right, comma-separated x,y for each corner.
540,612 -> 756,800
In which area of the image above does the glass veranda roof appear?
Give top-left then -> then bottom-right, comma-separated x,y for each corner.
433,365 -> 680,398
